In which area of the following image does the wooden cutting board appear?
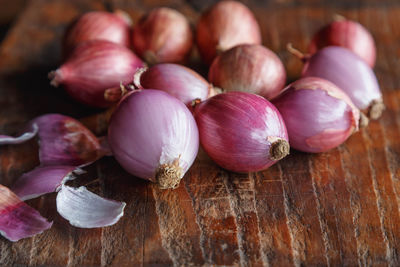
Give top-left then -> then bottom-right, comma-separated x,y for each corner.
1,0 -> 400,266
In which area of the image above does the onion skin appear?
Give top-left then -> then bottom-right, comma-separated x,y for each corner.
208,44 -> 286,100
194,91 -> 289,172
63,10 -> 132,57
196,0 -> 262,64
108,90 -> 199,189
134,64 -> 212,105
132,8 -> 193,64
301,46 -> 383,119
272,77 -> 360,153
49,40 -> 144,108
309,19 -> 376,67
30,114 -> 103,166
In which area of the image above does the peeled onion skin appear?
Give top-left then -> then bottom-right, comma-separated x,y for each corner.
299,46 -> 384,119
63,10 -> 132,57
208,44 -> 286,100
309,18 -> 376,67
49,40 -> 145,108
196,0 -> 262,64
272,77 -> 360,153
132,7 -> 193,65
194,91 -> 289,173
108,90 -> 199,189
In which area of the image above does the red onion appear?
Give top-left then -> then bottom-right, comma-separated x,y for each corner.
272,77 -> 360,153
49,40 -> 144,107
131,7 -> 193,64
208,44 -> 286,100
300,46 -> 384,119
134,64 -> 212,105
56,184 -> 126,228
194,91 -> 289,172
309,17 -> 376,67
63,10 -> 132,57
108,90 -> 199,189
196,0 -> 262,64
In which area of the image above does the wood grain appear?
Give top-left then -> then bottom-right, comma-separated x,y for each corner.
1,0 -> 400,266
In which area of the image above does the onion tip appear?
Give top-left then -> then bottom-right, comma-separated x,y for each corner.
143,50 -> 158,65
332,13 -> 346,21
287,43 -> 309,62
156,159 -> 183,189
114,10 -> 133,26
191,98 -> 202,109
359,112 -> 369,128
368,98 -> 385,120
208,86 -> 223,98
216,43 -> 225,55
133,67 -> 148,89
48,70 -> 62,87
269,138 -> 290,161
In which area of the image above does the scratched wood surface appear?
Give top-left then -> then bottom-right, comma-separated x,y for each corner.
0,0 -> 400,266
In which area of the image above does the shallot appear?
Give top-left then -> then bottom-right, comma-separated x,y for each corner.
208,44 -> 286,100
309,17 -> 376,67
272,77 -> 360,153
134,64 -> 212,105
196,0 -> 261,64
63,10 -> 132,56
132,7 -> 193,64
49,40 -> 144,108
300,46 -> 384,119
108,90 -> 199,189
194,91 -> 289,172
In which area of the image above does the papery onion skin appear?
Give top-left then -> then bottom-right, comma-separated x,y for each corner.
108,90 -> 199,189
56,185 -> 126,228
208,44 -> 286,100
194,91 -> 289,172
0,124 -> 38,145
49,40 -> 144,108
134,64 -> 212,105
30,114 -> 103,166
132,7 -> 193,64
11,165 -> 80,201
196,0 -> 262,64
63,10 -> 132,57
0,184 -> 52,242
272,77 -> 360,153
309,19 -> 376,67
301,46 -> 383,119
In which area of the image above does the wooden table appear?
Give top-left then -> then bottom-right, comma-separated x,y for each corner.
1,0 -> 400,266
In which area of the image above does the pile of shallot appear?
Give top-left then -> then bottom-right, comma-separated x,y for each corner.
0,0 -> 384,242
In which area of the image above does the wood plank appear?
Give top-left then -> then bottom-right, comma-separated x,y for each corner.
1,1 -> 400,266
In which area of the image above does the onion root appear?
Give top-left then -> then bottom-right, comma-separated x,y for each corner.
269,138 -> 290,161
156,159 -> 183,189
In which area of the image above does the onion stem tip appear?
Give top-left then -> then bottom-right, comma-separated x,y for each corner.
48,70 -> 62,87
359,112 -> 369,128
368,98 -> 385,120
